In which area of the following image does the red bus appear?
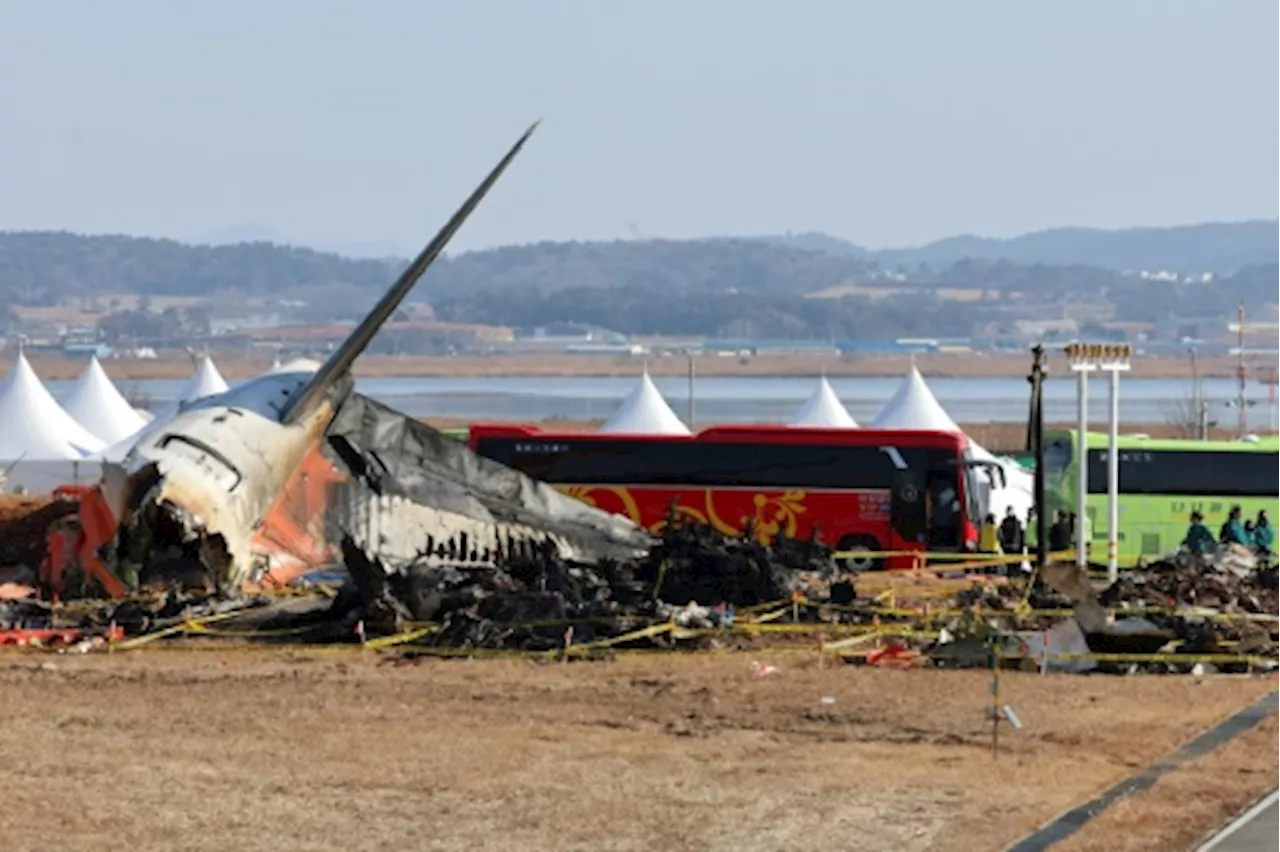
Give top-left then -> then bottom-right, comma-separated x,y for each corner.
468,425 -> 1004,570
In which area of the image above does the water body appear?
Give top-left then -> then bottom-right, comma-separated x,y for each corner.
43,375 -> 1275,427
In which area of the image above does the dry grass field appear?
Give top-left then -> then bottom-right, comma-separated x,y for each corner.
0,651 -> 1273,852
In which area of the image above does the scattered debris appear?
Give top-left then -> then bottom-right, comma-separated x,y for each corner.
341,510 -> 844,651
750,661 -> 778,677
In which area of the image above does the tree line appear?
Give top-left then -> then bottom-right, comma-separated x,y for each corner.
0,227 -> 1274,341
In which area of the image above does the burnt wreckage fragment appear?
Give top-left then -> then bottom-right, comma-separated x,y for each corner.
327,409 -> 840,648
323,393 -> 653,568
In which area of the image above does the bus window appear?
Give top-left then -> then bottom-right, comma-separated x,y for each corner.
960,449 -> 985,530
1086,449 -> 1279,497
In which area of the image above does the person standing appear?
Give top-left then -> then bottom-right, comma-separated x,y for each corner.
1048,510 -> 1072,554
1254,509 -> 1274,564
998,506 -> 1024,555
1182,511 -> 1215,556
979,513 -> 1002,555
1219,505 -> 1248,546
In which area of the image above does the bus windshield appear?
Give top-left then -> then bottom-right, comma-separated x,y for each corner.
1043,436 -> 1073,487
960,448 -> 985,527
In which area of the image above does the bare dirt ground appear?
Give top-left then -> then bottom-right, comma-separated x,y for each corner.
11,351 -> 1242,382
0,651 -> 1273,852
1055,710 -> 1279,852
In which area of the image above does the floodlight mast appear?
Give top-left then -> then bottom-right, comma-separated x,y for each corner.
1065,343 -> 1132,583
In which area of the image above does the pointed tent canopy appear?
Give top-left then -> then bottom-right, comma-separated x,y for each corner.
870,367 -> 1034,521
600,371 -> 691,435
871,366 -> 959,432
0,354 -> 107,460
872,366 -> 998,460
790,377 -> 857,428
62,356 -> 149,445
181,355 -> 229,403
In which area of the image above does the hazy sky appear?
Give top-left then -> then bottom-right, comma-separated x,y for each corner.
1,1 -> 1276,254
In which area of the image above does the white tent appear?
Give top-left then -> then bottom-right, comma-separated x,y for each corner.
0,354 -> 106,460
870,365 -> 998,458
62,356 -> 149,445
871,366 -> 961,432
181,355 -> 229,403
790,377 -> 857,428
600,371 -> 691,435
871,366 -> 1033,520
0,355 -> 107,492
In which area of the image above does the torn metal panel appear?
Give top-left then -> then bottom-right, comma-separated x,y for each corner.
248,444 -> 346,588
323,393 -> 653,564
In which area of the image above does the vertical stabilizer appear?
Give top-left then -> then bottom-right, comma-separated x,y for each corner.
281,121 -> 540,425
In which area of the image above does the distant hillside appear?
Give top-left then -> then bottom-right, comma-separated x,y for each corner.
0,231 -> 877,305
762,220 -> 1278,273
7,222 -> 1280,342
0,231 -> 397,304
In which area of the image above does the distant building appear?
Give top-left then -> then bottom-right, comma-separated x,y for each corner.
1014,319 -> 1079,339
513,323 -> 626,343
208,313 -> 285,335
62,342 -> 113,358
564,343 -> 647,356
703,339 -> 840,356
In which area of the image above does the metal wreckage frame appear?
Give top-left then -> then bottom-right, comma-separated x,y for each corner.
19,122 -> 853,654
11,123 -> 1277,670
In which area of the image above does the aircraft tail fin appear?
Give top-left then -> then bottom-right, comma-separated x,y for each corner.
281,121 -> 540,425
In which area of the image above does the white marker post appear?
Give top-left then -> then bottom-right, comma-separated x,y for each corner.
1067,348 -> 1095,569
1066,343 -> 1132,583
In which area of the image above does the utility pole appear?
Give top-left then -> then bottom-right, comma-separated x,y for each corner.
1026,346 -> 1048,568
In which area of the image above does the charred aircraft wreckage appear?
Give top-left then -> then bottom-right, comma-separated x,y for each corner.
59,123 -> 1197,656
95,122 -> 665,612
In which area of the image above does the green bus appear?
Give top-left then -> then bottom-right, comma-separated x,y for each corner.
1043,430 -> 1279,564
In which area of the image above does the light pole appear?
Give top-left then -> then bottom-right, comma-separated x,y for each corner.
1065,343 -> 1132,582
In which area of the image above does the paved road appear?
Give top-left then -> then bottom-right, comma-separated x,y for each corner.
1198,792 -> 1278,852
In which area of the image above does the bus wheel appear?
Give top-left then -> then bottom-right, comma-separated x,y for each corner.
836,535 -> 883,572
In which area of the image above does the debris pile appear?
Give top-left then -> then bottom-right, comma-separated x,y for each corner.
0,495 -> 78,571
342,515 -> 842,651
1099,553 -> 1278,616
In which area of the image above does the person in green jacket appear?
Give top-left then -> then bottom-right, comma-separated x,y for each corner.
1182,511 -> 1215,555
1253,510 -> 1273,561
1219,505 -> 1249,546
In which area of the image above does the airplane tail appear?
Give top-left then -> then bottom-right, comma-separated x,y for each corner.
281,121 -> 541,425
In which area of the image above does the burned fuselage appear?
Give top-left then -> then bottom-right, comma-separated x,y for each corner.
105,369 -> 345,591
